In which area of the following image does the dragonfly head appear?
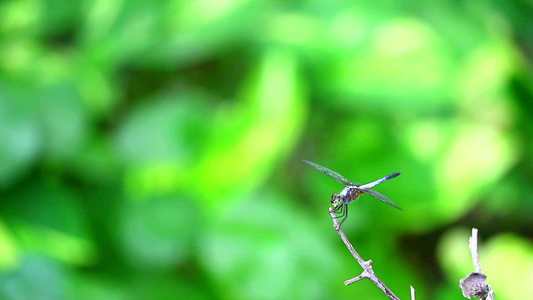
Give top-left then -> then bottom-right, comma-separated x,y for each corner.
331,193 -> 343,208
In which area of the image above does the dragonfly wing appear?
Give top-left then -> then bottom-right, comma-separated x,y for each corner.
361,188 -> 402,210
346,179 -> 363,186
302,160 -> 354,186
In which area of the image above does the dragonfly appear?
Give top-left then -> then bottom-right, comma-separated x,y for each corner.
302,160 -> 402,226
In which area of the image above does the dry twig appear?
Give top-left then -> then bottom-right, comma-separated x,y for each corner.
459,228 -> 495,300
330,208 -> 413,299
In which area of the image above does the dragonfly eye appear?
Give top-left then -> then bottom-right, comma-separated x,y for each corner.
331,194 -> 342,207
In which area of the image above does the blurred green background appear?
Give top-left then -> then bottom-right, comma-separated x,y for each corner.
1,0 -> 532,299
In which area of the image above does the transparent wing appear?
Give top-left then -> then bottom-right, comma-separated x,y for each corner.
358,172 -> 402,210
362,188 -> 403,210
302,160 -> 361,186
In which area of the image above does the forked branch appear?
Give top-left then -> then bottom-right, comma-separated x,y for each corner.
330,208 -> 413,299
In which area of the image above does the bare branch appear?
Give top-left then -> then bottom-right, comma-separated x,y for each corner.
460,228 -> 495,300
469,228 -> 482,272
344,272 -> 368,285
329,208 -> 404,300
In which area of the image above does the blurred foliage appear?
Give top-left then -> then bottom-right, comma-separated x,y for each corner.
0,0 -> 532,299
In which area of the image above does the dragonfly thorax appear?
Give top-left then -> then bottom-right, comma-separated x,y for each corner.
340,186 -> 361,203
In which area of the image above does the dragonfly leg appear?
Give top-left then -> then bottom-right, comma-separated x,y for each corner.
338,203 -> 348,226
334,202 -> 344,217
334,203 -> 348,226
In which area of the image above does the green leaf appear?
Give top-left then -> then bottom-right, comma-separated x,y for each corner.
0,255 -> 67,300
117,196 -> 200,270
483,233 -> 533,299
2,181 -> 95,266
193,49 -> 306,210
0,83 -> 41,188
